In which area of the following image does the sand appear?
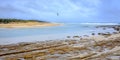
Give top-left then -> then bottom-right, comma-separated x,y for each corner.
0,25 -> 120,60
0,22 -> 60,28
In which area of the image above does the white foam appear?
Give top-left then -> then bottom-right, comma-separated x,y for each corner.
80,23 -> 119,25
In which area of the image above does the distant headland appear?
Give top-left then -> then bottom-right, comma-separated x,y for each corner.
0,18 -> 60,28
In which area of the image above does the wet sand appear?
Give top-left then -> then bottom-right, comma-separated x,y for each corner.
0,25 -> 120,60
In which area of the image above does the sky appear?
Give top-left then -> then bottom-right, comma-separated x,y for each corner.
0,0 -> 120,23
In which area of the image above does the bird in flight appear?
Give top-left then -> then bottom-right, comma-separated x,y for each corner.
57,13 -> 59,16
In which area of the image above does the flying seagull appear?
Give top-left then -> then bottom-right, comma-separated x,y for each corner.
57,13 -> 59,16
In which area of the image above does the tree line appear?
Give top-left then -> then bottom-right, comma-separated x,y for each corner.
0,18 -> 47,24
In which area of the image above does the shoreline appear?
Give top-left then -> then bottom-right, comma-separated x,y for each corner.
0,25 -> 120,60
0,22 -> 61,28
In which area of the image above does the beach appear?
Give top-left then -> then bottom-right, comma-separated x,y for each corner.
0,22 -> 60,28
0,0 -> 120,60
0,25 -> 120,60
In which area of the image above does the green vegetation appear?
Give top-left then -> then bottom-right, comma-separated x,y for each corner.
0,18 -> 47,24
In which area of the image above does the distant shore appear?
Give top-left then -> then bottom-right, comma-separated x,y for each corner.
0,22 -> 61,28
0,18 -> 61,28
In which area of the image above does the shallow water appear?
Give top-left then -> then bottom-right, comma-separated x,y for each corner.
0,23 -> 118,45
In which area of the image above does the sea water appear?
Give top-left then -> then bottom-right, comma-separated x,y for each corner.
0,23 -> 118,45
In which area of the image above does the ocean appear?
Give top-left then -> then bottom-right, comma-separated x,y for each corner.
0,23 -> 119,45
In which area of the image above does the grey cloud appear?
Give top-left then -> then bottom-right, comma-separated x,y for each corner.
0,0 -> 120,22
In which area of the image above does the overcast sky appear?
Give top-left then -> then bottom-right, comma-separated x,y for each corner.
0,0 -> 120,23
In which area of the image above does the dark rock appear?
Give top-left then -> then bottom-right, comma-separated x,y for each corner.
73,36 -> 80,38
98,33 -> 101,35
67,36 -> 71,38
92,33 -> 95,35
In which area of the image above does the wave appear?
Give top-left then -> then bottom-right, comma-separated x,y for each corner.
80,23 -> 120,25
